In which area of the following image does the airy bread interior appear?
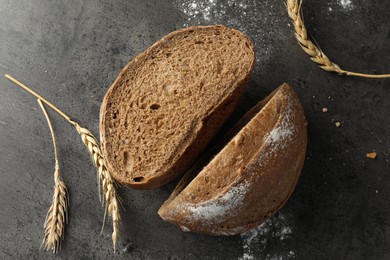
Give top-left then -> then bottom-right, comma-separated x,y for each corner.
100,26 -> 255,188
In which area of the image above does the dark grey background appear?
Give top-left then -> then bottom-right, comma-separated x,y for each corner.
0,0 -> 389,259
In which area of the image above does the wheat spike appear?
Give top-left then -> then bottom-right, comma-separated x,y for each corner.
73,123 -> 121,252
5,74 -> 120,252
287,0 -> 390,79
38,99 -> 69,254
41,166 -> 69,253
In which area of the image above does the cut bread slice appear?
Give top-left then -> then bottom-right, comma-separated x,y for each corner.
158,84 -> 307,235
100,25 -> 255,189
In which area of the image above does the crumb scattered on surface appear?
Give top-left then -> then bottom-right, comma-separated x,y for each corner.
335,122 -> 341,127
322,108 -> 328,112
366,152 -> 377,159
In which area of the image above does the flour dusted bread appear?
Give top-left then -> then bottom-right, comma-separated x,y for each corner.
158,84 -> 307,235
100,25 -> 255,189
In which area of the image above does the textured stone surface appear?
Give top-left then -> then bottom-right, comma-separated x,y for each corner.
0,0 -> 389,259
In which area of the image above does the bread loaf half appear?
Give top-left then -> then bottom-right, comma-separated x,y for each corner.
100,25 -> 255,189
158,84 -> 307,235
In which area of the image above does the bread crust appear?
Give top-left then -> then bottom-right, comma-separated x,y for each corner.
158,84 -> 307,235
100,25 -> 255,189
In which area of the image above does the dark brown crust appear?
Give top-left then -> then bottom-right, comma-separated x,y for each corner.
158,84 -> 308,235
100,25 -> 255,189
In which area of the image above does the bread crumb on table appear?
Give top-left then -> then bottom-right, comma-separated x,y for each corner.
366,152 -> 377,159
335,121 -> 341,127
322,108 -> 328,112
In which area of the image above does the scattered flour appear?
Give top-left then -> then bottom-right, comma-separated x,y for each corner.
267,125 -> 293,145
258,101 -> 295,160
338,0 -> 354,10
187,181 -> 250,223
239,213 -> 295,260
241,253 -> 255,260
174,0 -> 287,72
180,0 -> 222,22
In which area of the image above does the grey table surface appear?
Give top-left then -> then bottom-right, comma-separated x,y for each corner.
1,0 -> 389,259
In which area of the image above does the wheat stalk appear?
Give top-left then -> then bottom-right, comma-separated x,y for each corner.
287,0 -> 390,79
73,123 -> 120,251
5,74 -> 120,252
38,99 -> 69,253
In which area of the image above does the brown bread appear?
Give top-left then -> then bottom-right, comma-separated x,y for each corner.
100,25 -> 255,189
158,84 -> 307,235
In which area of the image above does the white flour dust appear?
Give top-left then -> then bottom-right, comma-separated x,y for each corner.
338,0 -> 354,10
174,0 -> 287,71
180,0 -> 224,22
188,181 -> 250,223
239,213 -> 295,260
267,125 -> 293,146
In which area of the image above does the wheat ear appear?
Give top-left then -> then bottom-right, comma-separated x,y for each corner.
38,99 -> 69,253
287,0 -> 390,79
73,123 -> 120,252
5,74 -> 120,252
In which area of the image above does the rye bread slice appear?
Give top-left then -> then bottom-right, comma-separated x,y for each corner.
100,25 -> 255,189
158,84 -> 307,235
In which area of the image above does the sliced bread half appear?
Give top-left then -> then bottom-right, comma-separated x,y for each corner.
158,84 -> 307,235
100,25 -> 255,189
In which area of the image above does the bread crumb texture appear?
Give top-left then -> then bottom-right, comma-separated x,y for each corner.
100,25 -> 254,188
